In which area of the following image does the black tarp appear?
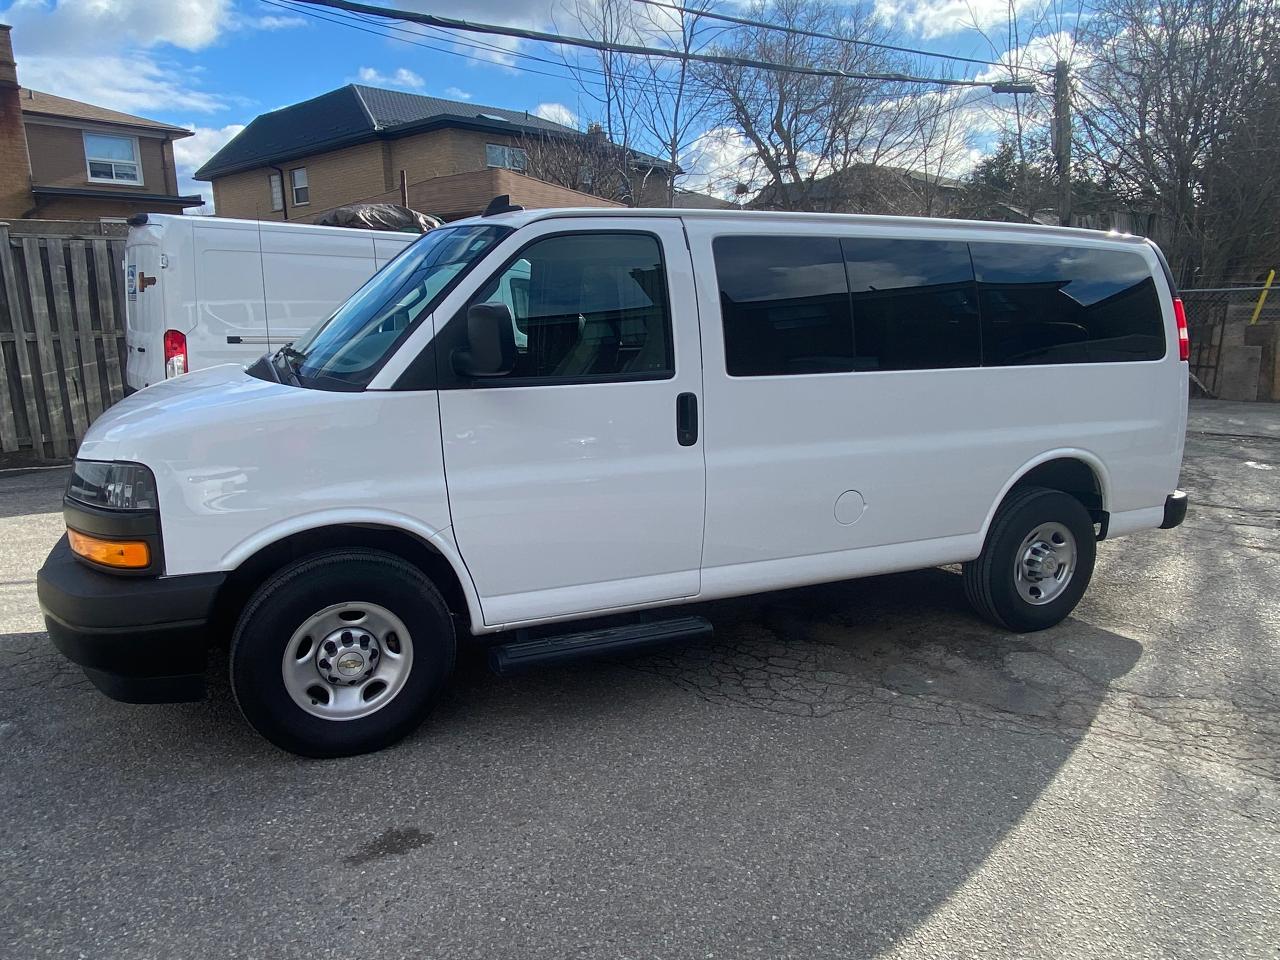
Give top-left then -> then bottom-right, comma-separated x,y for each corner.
315,203 -> 442,233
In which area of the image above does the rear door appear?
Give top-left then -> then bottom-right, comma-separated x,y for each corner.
123,226 -> 165,389
435,217 -> 706,626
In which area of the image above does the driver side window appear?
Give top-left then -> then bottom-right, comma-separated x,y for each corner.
464,232 -> 674,383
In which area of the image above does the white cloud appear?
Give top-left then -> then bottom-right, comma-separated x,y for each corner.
172,123 -> 246,209
444,86 -> 473,101
2,0 -> 293,118
975,31 -> 1081,83
355,66 -> 426,90
679,127 -> 757,199
14,54 -> 229,114
229,13 -> 307,31
533,102 -> 577,128
4,0 -> 234,52
876,0 -> 1036,39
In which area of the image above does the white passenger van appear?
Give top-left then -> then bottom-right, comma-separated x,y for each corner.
40,204 -> 1190,757
123,213 -> 415,390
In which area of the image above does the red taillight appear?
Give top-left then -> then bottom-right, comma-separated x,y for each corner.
1173,297 -> 1189,361
163,329 -> 188,378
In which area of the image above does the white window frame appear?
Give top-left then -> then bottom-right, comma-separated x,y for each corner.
485,143 -> 527,172
290,167 -> 310,206
268,172 -> 284,212
83,132 -> 143,186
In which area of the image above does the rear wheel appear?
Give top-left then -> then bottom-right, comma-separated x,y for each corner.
231,549 -> 455,757
963,486 -> 1096,632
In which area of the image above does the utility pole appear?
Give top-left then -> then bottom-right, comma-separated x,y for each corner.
1053,59 -> 1072,227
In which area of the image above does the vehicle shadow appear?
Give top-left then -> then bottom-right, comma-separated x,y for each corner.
2,567 -> 1144,959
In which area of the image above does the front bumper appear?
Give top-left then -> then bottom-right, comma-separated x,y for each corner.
1161,490 -> 1189,529
37,535 -> 226,703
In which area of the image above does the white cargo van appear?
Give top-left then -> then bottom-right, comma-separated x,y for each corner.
123,214 -> 415,389
40,206 -> 1189,757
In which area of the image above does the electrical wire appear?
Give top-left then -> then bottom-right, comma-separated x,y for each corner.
285,0 -> 1025,90
631,0 -> 1046,74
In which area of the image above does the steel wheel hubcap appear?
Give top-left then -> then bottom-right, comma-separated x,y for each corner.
281,602 -> 413,721
1014,522 -> 1077,606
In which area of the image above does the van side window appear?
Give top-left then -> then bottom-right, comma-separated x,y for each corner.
714,235 -> 854,376
468,232 -> 673,382
972,243 -> 1166,365
841,238 -> 979,370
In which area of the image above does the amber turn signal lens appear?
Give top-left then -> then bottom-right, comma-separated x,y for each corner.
67,528 -> 150,569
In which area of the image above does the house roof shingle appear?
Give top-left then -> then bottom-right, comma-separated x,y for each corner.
195,84 -> 584,180
20,88 -> 192,137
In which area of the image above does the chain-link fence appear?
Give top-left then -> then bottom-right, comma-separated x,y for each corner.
1179,286 -> 1276,396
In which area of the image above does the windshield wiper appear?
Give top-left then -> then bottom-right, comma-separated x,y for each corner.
273,344 -> 305,386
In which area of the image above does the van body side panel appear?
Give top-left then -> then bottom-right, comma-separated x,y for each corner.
259,224 -> 391,350
433,217 -> 707,626
685,220 -> 1184,584
124,216 -> 416,390
80,365 -> 453,579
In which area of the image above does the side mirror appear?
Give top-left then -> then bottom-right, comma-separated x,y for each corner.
453,302 -> 516,378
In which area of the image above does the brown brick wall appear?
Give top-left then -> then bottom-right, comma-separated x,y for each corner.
305,167 -> 623,223
208,127 -> 672,220
388,128 -> 527,182
211,140 -> 393,221
25,122 -> 169,192
28,195 -> 188,220
210,129 -> 552,220
0,26 -> 33,219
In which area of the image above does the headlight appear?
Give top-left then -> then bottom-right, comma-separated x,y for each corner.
66,460 -> 158,511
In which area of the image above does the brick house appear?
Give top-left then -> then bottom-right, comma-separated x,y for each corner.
0,25 -> 202,222
195,84 -> 675,222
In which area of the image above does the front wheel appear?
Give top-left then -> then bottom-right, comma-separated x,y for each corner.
230,549 -> 455,757
963,487 -> 1096,632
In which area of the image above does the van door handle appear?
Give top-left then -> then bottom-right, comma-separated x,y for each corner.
676,392 -> 698,446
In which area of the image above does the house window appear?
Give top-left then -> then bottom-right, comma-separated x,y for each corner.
485,144 -> 527,172
290,167 -> 309,205
268,172 -> 284,211
84,133 -> 142,185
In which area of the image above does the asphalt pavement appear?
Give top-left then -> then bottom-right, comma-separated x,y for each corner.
1,400 -> 1277,959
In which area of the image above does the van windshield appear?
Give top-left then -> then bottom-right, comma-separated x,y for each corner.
280,224 -> 509,389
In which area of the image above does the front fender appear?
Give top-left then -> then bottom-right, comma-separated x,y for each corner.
218,509 -> 484,633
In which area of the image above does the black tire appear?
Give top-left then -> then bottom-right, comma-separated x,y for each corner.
963,486 -> 1096,632
230,549 -> 455,758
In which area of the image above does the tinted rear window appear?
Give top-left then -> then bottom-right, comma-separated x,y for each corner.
841,238 -> 979,370
972,242 -> 1165,365
714,235 -> 854,376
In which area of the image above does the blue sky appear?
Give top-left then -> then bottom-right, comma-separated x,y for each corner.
0,0 -> 1072,205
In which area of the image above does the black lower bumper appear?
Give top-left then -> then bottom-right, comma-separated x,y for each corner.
1161,489 -> 1189,530
37,536 -> 226,703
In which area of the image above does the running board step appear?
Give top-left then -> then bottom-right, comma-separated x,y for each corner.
488,616 -> 713,676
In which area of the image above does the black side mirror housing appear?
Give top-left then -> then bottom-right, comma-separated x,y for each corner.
453,302 -> 516,378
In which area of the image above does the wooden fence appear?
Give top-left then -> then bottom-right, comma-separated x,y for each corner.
0,225 -> 127,460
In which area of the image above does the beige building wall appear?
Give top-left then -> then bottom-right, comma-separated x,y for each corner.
212,129 -> 553,220
209,126 -> 673,220
25,122 -> 170,192
212,140 -> 396,221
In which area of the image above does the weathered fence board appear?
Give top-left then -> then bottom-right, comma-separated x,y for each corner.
0,226 -> 128,459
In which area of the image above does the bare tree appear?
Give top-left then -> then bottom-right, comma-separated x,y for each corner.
517,125 -> 640,203
696,0 -> 933,211
1074,0 -> 1280,282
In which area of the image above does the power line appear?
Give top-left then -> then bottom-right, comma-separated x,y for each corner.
286,0 -> 1035,91
265,0 -> 617,88
632,0 -> 1046,74
267,0 -> 708,98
